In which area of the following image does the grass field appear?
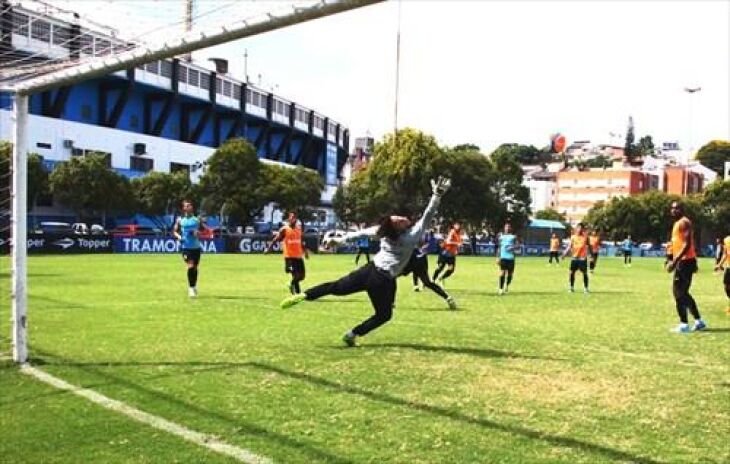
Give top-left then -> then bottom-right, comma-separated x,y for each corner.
1,254 -> 728,463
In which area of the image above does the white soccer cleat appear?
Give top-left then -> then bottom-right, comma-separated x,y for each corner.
188,287 -> 197,298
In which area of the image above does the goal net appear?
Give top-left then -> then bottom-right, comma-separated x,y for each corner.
0,0 -> 383,363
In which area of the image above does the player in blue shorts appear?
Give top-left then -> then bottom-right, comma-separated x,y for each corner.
497,223 -> 518,295
173,199 -> 205,298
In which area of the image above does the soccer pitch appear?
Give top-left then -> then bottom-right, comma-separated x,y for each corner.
1,254 -> 728,463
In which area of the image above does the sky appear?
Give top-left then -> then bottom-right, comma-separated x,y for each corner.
51,0 -> 730,154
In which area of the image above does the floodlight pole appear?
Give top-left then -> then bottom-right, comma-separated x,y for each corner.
11,92 -> 28,364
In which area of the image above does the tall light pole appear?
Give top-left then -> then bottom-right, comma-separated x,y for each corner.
684,86 -> 701,163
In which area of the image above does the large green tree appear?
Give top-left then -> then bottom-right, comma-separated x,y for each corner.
583,190 -> 705,243
132,170 -> 194,231
696,140 -> 730,178
49,153 -> 134,222
198,138 -> 264,225
490,143 -> 552,166
262,165 -> 323,219
702,179 -> 730,235
0,141 -> 50,211
333,129 -> 531,232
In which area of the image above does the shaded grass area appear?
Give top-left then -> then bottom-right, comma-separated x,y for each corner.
1,254 -> 729,463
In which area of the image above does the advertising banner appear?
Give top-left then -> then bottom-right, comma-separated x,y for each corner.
226,234 -> 319,254
114,237 -> 225,253
22,234 -> 114,254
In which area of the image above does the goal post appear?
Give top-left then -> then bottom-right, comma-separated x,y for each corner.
11,93 -> 28,363
5,0 -> 385,364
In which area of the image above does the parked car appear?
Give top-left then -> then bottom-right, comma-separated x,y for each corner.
638,242 -> 654,251
198,226 -> 218,240
36,221 -> 73,234
90,224 -> 106,235
71,223 -> 88,235
322,229 -> 349,246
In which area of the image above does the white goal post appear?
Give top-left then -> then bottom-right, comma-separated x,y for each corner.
6,0 -> 385,363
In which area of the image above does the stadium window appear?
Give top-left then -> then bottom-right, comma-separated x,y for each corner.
145,61 -> 159,74
96,39 -> 111,56
178,66 -> 188,83
233,84 -> 241,100
52,25 -> 70,46
30,19 -> 51,42
80,33 -> 93,55
223,81 -> 232,97
245,89 -> 252,104
188,69 -> 199,87
200,72 -> 210,90
36,142 -> 52,149
12,12 -> 29,36
215,78 -> 223,94
170,162 -> 190,175
130,156 -> 153,172
160,60 -> 173,78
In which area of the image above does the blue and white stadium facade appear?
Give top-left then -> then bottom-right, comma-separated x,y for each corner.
0,2 -> 349,224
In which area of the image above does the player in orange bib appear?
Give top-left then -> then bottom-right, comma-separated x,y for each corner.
548,233 -> 561,265
562,223 -> 589,293
432,222 -> 463,287
588,230 -> 601,274
713,234 -> 730,315
666,201 -> 706,333
266,211 -> 309,294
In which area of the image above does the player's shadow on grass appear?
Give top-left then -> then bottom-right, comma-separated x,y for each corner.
365,343 -> 561,361
701,328 -> 730,333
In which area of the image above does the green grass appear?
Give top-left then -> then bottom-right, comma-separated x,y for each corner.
1,254 -> 728,463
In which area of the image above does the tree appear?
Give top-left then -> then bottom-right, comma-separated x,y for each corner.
624,116 -> 637,164
702,179 -> 730,235
535,208 -> 567,223
452,143 -> 480,152
489,143 -> 552,166
696,140 -> 730,178
262,165 -> 323,220
132,171 -> 193,232
198,138 -> 264,226
333,129 -> 532,233
0,141 -> 50,211
637,135 -> 655,157
49,153 -> 134,222
582,155 -> 612,169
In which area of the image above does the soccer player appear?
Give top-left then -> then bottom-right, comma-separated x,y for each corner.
714,234 -> 730,315
667,201 -> 706,333
265,212 -> 309,295
172,199 -> 205,298
432,222 -> 463,287
355,234 -> 370,265
497,223 -> 518,295
717,235 -> 730,316
562,222 -> 589,294
621,235 -> 633,267
404,242 -> 457,309
548,232 -> 561,265
280,177 -> 451,347
588,229 -> 601,273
